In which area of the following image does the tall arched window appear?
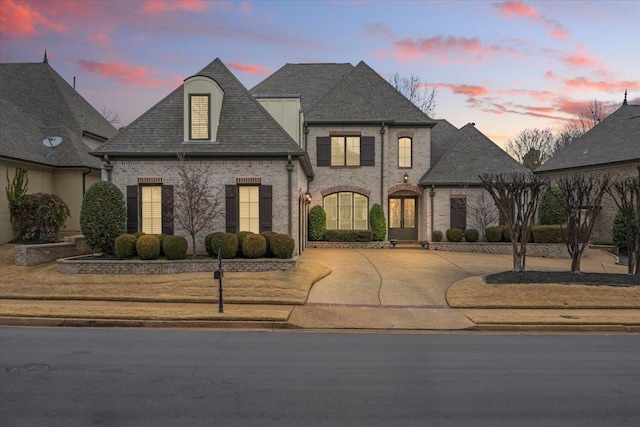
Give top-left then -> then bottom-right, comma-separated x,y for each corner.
323,192 -> 369,230
398,137 -> 412,168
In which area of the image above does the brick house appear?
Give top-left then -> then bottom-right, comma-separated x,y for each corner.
535,97 -> 640,242
92,59 -> 312,254
251,61 -> 528,242
0,55 -> 116,244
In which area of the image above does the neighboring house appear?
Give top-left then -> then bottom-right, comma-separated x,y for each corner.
252,61 -> 527,242
535,97 -> 640,242
92,59 -> 312,254
0,54 -> 117,244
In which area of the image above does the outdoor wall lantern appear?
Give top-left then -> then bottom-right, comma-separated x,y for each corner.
304,190 -> 312,203
403,172 -> 409,183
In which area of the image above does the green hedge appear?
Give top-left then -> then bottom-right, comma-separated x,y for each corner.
531,225 -> 566,243
236,231 -> 254,256
243,234 -> 267,259
369,204 -> 386,241
446,228 -> 464,242
260,231 -> 278,257
309,205 -> 327,241
325,229 -> 373,242
114,234 -> 137,259
164,235 -> 188,260
136,235 -> 160,260
464,229 -> 479,242
485,226 -> 505,242
205,232 -> 225,257
270,233 -> 295,259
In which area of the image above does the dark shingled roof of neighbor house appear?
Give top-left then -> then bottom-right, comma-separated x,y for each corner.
535,102 -> 640,173
0,61 -> 116,168
94,58 -> 306,158
419,123 -> 530,186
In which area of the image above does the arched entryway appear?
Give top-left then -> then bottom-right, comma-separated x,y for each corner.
388,185 -> 423,241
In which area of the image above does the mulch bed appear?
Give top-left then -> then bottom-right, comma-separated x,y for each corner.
485,271 -> 640,286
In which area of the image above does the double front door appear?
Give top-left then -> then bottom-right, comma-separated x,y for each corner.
388,196 -> 417,241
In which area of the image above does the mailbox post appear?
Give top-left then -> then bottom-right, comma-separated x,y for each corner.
214,244 -> 224,313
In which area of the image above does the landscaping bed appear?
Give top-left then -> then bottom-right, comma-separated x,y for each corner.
486,271 -> 639,286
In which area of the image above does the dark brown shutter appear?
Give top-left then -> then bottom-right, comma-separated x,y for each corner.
450,198 -> 467,230
126,185 -> 138,234
259,185 -> 273,232
361,136 -> 375,166
225,185 -> 238,233
161,185 -> 174,235
316,136 -> 331,166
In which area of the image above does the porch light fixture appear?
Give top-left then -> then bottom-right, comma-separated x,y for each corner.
304,190 -> 312,203
403,172 -> 409,183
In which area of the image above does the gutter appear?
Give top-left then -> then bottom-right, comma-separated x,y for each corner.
286,155 -> 294,236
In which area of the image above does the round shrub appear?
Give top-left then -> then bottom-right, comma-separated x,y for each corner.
243,234 -> 267,258
136,234 -> 160,260
369,203 -> 386,241
612,208 -> 638,255
538,186 -> 565,225
236,231 -> 254,256
503,227 -> 511,242
219,233 -> 238,259
485,226 -> 504,242
446,228 -> 464,242
80,181 -> 126,254
155,234 -> 166,256
432,230 -> 443,242
164,235 -> 188,260
464,229 -> 479,242
270,233 -> 295,259
261,231 -> 278,257
133,232 -> 146,239
14,193 -> 71,242
205,232 -> 225,256
309,205 -> 326,241
114,233 -> 137,259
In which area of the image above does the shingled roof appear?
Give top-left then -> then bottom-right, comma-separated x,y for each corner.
535,102 -> 640,173
419,123 -> 529,186
251,61 -> 435,125
95,58 -> 306,159
429,119 -> 459,166
0,60 -> 116,168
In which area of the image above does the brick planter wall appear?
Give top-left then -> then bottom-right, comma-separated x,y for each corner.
15,236 -> 92,266
57,256 -> 297,275
429,242 -> 586,258
306,242 -> 388,249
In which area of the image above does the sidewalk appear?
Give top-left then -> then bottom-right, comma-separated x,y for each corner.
1,245 -> 638,332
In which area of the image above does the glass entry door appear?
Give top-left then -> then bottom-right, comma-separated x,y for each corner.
388,197 -> 418,241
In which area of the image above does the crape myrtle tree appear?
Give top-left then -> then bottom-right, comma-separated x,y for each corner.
479,172 -> 547,272
555,173 -> 612,273
608,175 -> 640,275
174,153 -> 224,256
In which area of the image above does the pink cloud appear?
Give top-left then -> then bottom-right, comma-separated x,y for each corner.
228,62 -> 271,77
440,84 -> 489,97
363,23 -> 396,39
387,36 -> 519,63
90,33 -> 112,50
564,77 -> 639,92
559,45 -> 603,68
77,59 -> 167,88
0,0 -> 66,37
493,1 -> 569,39
143,0 -> 207,14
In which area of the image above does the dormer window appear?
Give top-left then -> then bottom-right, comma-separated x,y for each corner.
190,94 -> 210,140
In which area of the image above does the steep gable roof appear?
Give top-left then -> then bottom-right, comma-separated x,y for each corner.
429,119 -> 459,165
0,61 -> 116,168
419,123 -> 529,185
94,58 -> 305,158
536,102 -> 640,173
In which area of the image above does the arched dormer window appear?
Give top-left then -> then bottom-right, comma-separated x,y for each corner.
183,75 -> 224,142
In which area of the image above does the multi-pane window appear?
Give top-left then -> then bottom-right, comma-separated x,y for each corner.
190,94 -> 210,140
141,186 -> 162,234
331,136 -> 360,166
239,186 -> 260,233
324,192 -> 368,230
398,137 -> 412,168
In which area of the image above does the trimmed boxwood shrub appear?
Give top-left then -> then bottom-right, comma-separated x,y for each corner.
260,231 -> 278,257
205,232 -> 225,256
446,228 -> 464,242
219,233 -> 238,259
432,230 -> 443,242
309,205 -> 327,241
155,234 -> 166,256
164,235 -> 188,260
243,234 -> 267,258
114,233 -> 137,259
531,225 -> 566,243
133,232 -> 146,238
325,229 -> 373,242
369,204 -> 386,241
236,231 -> 254,256
464,229 -> 479,242
270,233 -> 295,259
80,181 -> 126,254
485,226 -> 505,242
503,228 -> 534,243
136,234 -> 160,260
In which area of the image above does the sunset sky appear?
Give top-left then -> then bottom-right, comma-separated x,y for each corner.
1,0 -> 638,148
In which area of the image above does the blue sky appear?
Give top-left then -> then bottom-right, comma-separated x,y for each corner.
1,0 -> 638,147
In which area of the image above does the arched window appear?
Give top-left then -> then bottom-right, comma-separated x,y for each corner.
323,192 -> 369,230
398,137 -> 412,168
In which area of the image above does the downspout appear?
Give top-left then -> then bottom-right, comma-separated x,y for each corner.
286,155 -> 294,236
379,123 -> 385,205
430,185 -> 436,239
82,168 -> 92,196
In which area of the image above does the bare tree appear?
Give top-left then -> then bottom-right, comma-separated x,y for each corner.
388,72 -> 437,117
480,172 -> 547,272
174,154 -> 224,256
468,190 -> 499,239
556,99 -> 616,152
552,124 -> 583,155
506,128 -> 555,170
555,173 -> 612,273
608,176 -> 640,275
100,105 -> 121,126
